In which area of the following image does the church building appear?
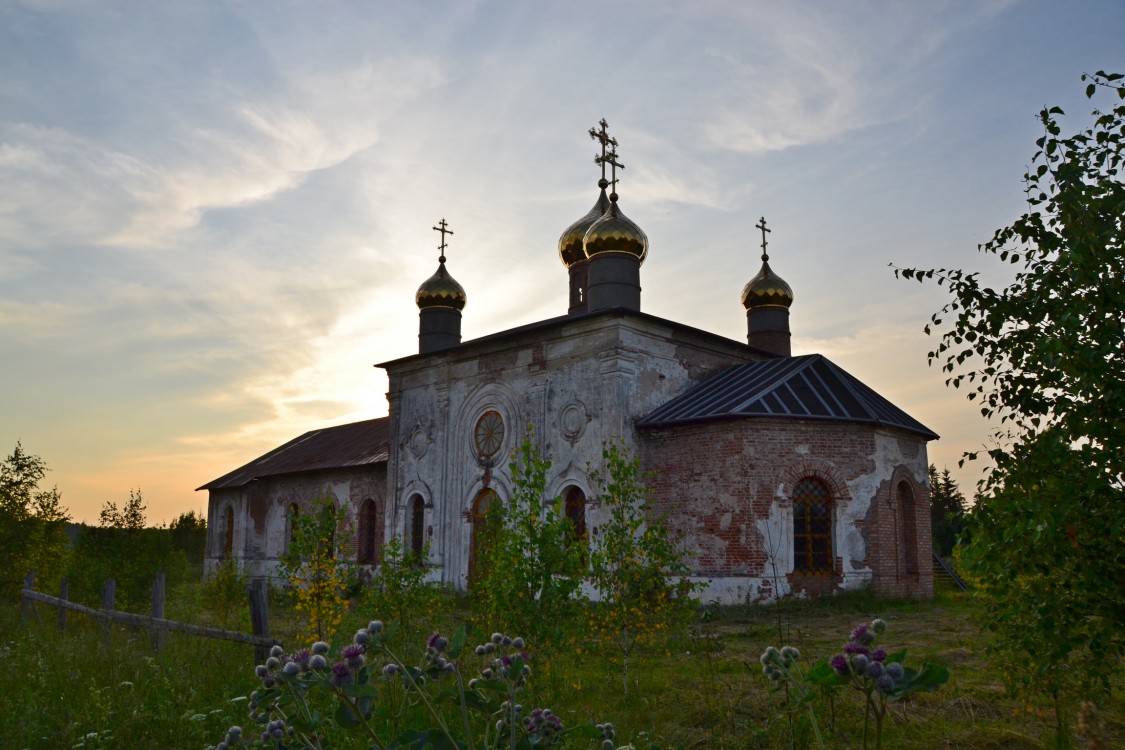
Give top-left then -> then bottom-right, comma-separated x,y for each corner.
200,122 -> 937,602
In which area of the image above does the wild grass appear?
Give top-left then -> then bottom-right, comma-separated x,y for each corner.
3,586 -> 1121,749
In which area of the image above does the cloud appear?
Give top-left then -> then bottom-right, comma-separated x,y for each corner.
695,1 -> 1018,154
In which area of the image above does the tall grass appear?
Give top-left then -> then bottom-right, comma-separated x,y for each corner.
3,588 -> 1122,749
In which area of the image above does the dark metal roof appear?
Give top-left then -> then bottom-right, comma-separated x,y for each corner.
637,354 -> 939,440
197,417 -> 390,491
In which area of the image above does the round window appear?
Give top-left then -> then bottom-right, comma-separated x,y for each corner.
473,410 -> 505,458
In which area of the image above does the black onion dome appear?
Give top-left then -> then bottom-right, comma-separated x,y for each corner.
741,260 -> 793,309
416,262 -> 467,311
583,196 -> 648,263
558,182 -> 611,268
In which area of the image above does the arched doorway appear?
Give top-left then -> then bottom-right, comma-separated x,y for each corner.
898,482 -> 919,574
469,488 -> 500,585
564,486 -> 587,562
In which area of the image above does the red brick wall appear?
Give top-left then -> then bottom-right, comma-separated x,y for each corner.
638,419 -> 932,598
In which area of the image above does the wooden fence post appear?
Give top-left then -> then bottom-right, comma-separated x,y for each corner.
58,578 -> 69,633
20,570 -> 38,625
151,573 -> 166,651
248,577 -> 271,665
102,579 -> 116,643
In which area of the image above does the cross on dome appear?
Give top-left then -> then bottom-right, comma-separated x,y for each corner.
755,216 -> 771,262
589,118 -> 617,186
597,143 -> 625,199
433,218 -> 454,263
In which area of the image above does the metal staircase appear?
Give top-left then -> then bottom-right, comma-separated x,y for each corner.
932,551 -> 969,591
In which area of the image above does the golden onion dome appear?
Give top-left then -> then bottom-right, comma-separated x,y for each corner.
558,179 -> 611,268
583,193 -> 649,263
741,258 -> 793,309
416,260 -> 467,311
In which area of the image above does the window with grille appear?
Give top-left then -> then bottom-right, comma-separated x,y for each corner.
793,478 -> 833,574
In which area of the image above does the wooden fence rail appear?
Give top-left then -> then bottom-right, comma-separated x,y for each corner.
20,571 -> 279,663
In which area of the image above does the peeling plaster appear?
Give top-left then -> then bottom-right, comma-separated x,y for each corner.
754,498 -> 793,600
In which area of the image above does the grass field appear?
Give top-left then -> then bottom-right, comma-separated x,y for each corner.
2,587 -> 1121,749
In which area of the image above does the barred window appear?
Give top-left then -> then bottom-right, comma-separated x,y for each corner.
793,478 -> 833,574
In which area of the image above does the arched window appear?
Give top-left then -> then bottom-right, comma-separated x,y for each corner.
358,498 -> 379,564
285,503 -> 299,553
898,482 -> 919,574
469,489 -> 499,585
792,478 -> 833,574
410,495 -> 425,561
564,486 -> 587,556
223,506 -> 235,559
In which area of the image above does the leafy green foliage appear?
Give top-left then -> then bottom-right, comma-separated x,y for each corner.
99,488 -> 146,530
279,495 -> 358,642
928,464 -> 967,557
67,518 -> 193,611
587,442 -> 697,694
361,535 -> 453,640
895,72 -> 1125,742
201,555 -> 249,629
168,509 -> 207,570
475,435 -> 587,643
0,442 -> 70,599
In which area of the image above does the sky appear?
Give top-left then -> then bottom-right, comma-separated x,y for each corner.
2,0 -> 1122,526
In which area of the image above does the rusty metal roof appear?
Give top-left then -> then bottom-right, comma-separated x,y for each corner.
197,417 -> 390,490
637,354 -> 938,440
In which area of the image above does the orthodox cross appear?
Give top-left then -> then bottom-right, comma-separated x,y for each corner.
598,143 -> 625,197
755,216 -> 771,261
433,218 -> 453,263
589,118 -> 617,184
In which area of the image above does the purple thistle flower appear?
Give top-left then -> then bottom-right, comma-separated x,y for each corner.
877,674 -> 895,693
830,654 -> 849,676
872,648 -> 887,662
291,648 -> 311,670
427,632 -> 448,652
342,644 -> 365,668
865,661 -> 884,678
331,661 -> 352,687
850,624 -> 867,642
844,642 -> 870,656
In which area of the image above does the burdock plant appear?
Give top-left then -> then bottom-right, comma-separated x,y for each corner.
812,618 -> 949,750
762,619 -> 949,750
212,621 -> 615,749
